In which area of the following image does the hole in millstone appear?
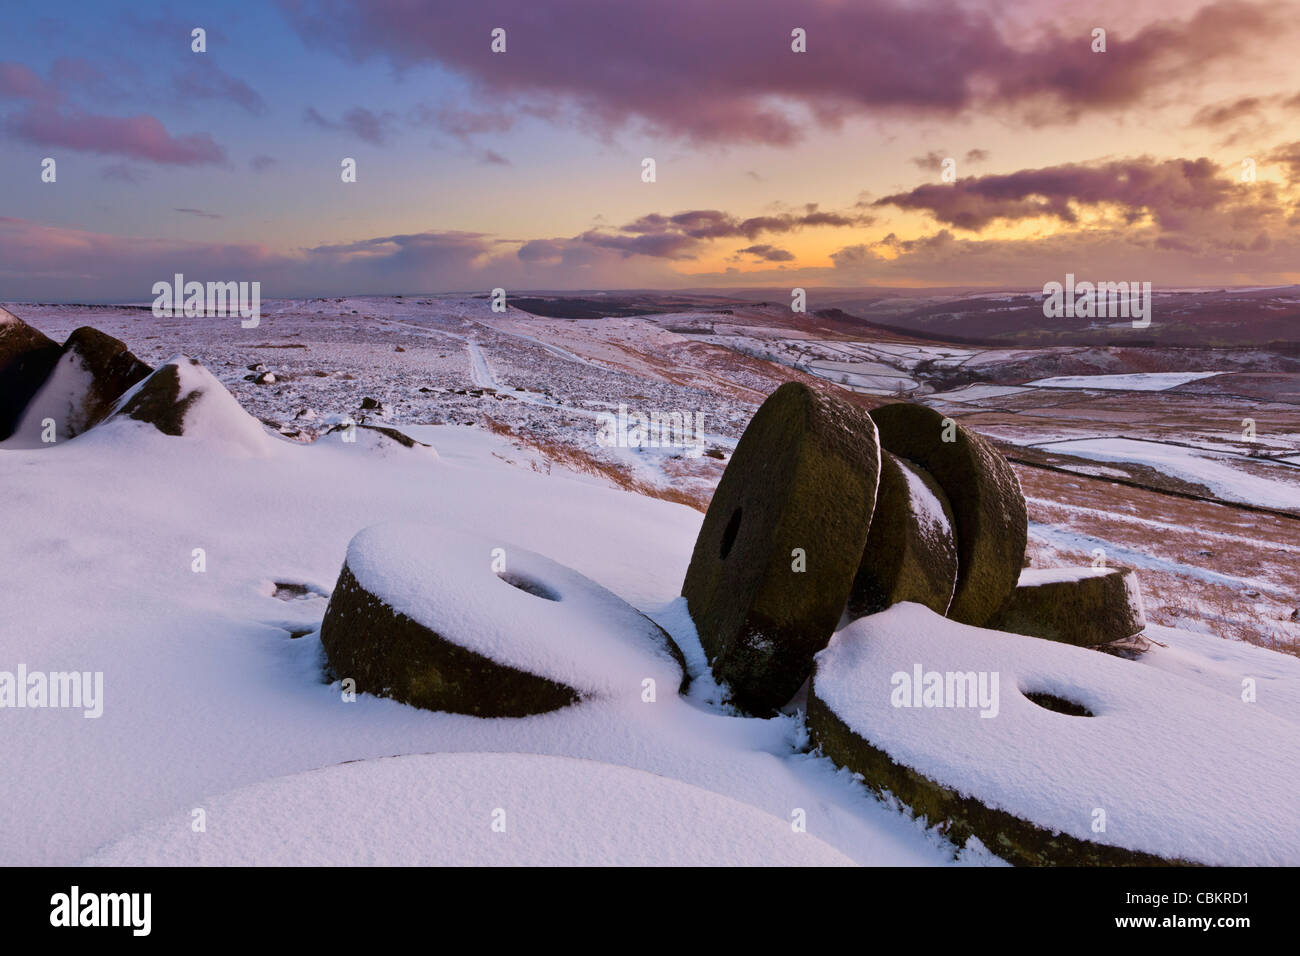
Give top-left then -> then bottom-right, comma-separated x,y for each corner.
719,507 -> 743,560
272,581 -> 328,601
1023,691 -> 1094,717
498,572 -> 560,601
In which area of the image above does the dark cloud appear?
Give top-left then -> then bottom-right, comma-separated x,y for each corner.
278,0 -> 1284,144
874,158 -> 1233,231
174,207 -> 221,219
620,204 -> 870,241
734,243 -> 794,261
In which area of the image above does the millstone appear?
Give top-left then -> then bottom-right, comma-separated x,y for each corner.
805,681 -> 1176,866
320,524 -> 686,718
320,564 -> 580,717
987,567 -> 1146,646
868,403 -> 1027,626
681,381 -> 882,714
848,451 -> 958,619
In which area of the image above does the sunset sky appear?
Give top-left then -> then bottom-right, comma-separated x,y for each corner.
2,0 -> 1298,300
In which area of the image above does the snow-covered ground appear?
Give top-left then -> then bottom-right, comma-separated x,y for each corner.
3,300 -> 1298,866
1025,371 -> 1223,390
0,404 -> 993,866
3,387 -> 1296,865
1034,437 -> 1300,511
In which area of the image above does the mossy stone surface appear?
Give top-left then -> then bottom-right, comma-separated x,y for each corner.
988,567 -> 1146,646
320,564 -> 581,717
116,362 -> 199,436
60,326 -> 152,434
682,382 -> 882,714
806,678 -> 1186,866
848,451 -> 957,619
869,403 -> 1027,627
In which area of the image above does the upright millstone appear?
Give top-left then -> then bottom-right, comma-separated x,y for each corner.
868,403 -> 1027,627
681,382 -> 882,714
847,451 -> 958,619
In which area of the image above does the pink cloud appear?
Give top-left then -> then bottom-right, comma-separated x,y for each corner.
4,105 -> 225,164
278,0 -> 1287,145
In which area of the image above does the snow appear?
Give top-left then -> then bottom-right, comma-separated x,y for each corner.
1017,566 -> 1114,586
898,457 -> 953,559
1025,372 -> 1223,391
813,603 -> 1300,865
85,752 -> 855,866
7,348 -> 96,445
1035,437 -> 1300,511
102,355 -> 278,458
926,384 -> 1032,403
0,411 -> 975,867
343,522 -> 681,699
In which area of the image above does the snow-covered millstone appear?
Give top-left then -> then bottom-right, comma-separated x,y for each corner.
85,753 -> 854,866
988,567 -> 1146,646
320,523 -> 686,717
99,354 -> 277,456
848,451 -> 957,619
808,603 -> 1300,865
869,403 -> 1028,627
681,381 -> 882,715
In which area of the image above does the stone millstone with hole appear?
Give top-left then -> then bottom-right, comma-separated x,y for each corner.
320,563 -> 581,717
987,567 -> 1147,646
869,403 -> 1027,627
321,523 -> 686,716
847,451 -> 958,619
681,381 -> 882,714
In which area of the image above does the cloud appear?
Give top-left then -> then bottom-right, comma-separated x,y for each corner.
3,104 -> 225,164
250,154 -> 277,172
278,0 -> 1288,145
619,204 -> 870,242
911,151 -> 948,172
874,157 -> 1235,231
734,243 -> 794,261
100,163 -> 147,184
305,105 -> 396,144
173,64 -> 266,115
174,207 -> 222,219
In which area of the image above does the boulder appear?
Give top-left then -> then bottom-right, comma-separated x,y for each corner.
987,567 -> 1146,646
102,355 -> 275,455
847,451 -> 958,619
0,307 -> 62,440
11,326 -> 151,442
869,403 -> 1027,626
681,382 -> 882,714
